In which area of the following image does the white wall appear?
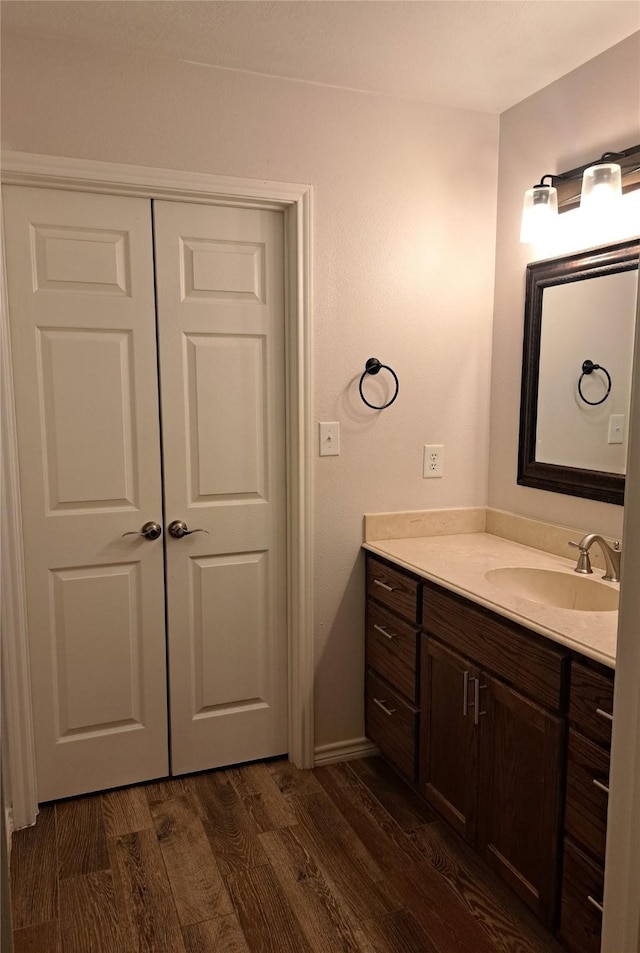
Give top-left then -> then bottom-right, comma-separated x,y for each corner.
490,33 -> 640,540
0,32 -> 499,750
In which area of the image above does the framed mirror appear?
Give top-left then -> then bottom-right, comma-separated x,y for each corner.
518,237 -> 639,505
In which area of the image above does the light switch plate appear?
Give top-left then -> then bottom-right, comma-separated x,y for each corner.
608,414 -> 625,444
319,421 -> 340,456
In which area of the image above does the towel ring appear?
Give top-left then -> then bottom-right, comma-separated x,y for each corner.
358,358 -> 399,410
578,359 -> 612,406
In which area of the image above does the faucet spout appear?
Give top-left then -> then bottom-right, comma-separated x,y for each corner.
576,534 -> 622,583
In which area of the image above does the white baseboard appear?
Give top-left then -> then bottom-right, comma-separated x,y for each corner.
313,736 -> 379,766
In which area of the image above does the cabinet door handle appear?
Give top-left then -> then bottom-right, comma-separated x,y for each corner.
595,708 -> 613,722
463,670 -> 470,717
373,697 -> 396,716
373,624 -> 396,640
587,895 -> 604,915
593,778 -> 610,796
474,679 -> 488,726
372,579 -> 394,592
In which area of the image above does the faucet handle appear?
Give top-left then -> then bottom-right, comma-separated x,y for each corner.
568,540 -> 582,550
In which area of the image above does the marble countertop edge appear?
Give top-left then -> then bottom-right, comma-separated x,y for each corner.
363,533 -> 617,669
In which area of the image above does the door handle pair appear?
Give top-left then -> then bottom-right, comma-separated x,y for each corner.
122,521 -> 209,540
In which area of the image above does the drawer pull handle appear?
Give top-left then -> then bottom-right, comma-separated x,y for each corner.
373,579 -> 394,592
593,778 -> 610,795
587,895 -> 604,915
373,624 -> 397,640
596,708 -> 613,722
373,697 -> 396,716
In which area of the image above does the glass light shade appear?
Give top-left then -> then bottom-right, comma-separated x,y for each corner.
581,162 -> 622,213
520,185 -> 558,243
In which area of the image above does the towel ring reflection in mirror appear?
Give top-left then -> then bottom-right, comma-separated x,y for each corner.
578,360 -> 612,406
358,358 -> 399,410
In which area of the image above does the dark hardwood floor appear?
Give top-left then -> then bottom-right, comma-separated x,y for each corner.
10,756 -> 565,953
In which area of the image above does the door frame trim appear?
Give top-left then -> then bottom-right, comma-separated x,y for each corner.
0,151 -> 314,824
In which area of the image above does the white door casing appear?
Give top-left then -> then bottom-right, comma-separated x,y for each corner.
154,200 -> 288,774
3,186 -> 169,800
0,153 -> 313,824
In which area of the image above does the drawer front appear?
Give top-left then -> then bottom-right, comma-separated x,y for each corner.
366,601 -> 418,703
367,556 -> 419,623
570,660 -> 614,748
565,728 -> 609,864
559,838 -> 604,953
366,670 -> 418,782
422,581 -> 566,712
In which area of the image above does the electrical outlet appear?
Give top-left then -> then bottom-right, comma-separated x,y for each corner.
423,444 -> 444,478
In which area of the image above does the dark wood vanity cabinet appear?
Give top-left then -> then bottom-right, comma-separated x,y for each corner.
559,659 -> 614,953
364,551 -> 615,944
419,639 -> 479,841
419,580 -> 565,927
365,556 -> 420,782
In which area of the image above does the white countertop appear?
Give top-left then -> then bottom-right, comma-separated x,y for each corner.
364,532 -> 618,668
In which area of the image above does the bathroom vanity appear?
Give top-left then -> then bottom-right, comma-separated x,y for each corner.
363,532 -> 616,952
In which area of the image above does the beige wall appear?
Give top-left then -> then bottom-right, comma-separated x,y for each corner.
0,32 -> 499,750
490,33 -> 640,542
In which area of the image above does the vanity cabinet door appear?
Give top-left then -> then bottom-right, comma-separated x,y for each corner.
419,637 -> 479,842
478,675 -> 563,928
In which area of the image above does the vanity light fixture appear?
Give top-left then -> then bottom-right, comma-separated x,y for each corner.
520,143 -> 640,243
580,153 -> 622,212
520,175 -> 558,244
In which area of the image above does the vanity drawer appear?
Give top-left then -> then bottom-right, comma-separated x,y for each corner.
565,729 -> 609,864
569,660 -> 614,748
421,581 -> 566,712
366,669 -> 418,782
559,838 -> 604,953
366,602 -> 418,703
367,556 -> 419,623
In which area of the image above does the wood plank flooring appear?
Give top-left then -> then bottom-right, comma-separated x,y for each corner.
10,756 -> 565,953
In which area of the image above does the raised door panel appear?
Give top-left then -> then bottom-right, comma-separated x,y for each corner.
478,675 -> 563,928
419,637 -> 478,841
38,328 -> 138,510
153,200 -> 287,775
3,185 -> 168,800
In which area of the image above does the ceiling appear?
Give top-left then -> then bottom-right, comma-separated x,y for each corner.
1,0 -> 639,114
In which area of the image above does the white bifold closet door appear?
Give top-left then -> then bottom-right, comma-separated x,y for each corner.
3,185 -> 287,802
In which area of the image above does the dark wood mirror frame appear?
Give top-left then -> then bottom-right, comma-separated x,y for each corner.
518,237 -> 640,506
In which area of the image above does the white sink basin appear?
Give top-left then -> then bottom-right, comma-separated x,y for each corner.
485,567 -> 619,612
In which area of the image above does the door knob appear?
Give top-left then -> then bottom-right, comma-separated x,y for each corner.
168,520 -> 209,539
122,521 -> 162,540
